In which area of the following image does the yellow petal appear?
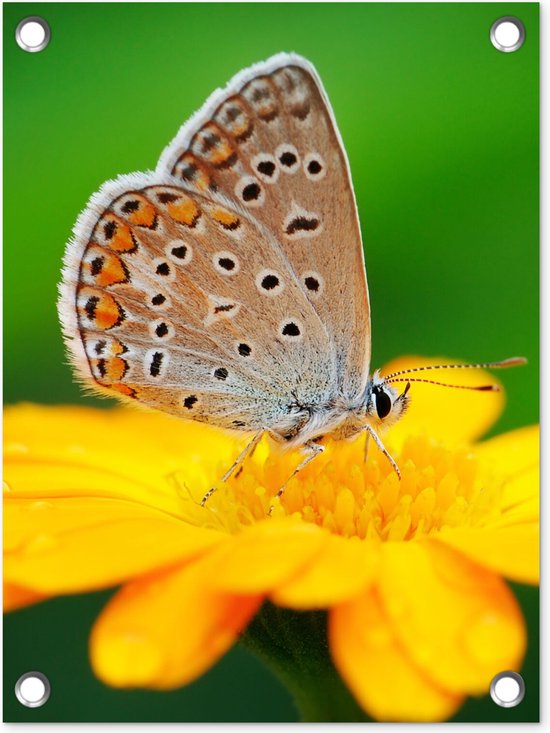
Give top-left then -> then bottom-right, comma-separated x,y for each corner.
378,541 -> 526,695
433,427 -> 539,585
497,467 -> 539,525
90,558 -> 261,689
434,523 -> 539,585
3,582 -> 48,612
330,589 -> 462,721
201,518 -> 327,594
475,426 -> 539,518
4,404 -> 240,517
475,425 -> 539,477
381,356 -> 504,448
4,403 -> 233,459
5,496 -> 224,593
271,536 -> 380,609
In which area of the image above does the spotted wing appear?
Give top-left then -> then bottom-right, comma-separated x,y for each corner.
59,54 -> 369,433
59,170 -> 337,432
158,52 -> 371,397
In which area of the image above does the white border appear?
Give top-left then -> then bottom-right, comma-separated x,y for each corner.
3,2 -> 544,732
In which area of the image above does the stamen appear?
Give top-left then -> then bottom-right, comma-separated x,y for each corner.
192,434 -> 499,541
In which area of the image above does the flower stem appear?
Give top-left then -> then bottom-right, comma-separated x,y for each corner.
240,601 -> 370,722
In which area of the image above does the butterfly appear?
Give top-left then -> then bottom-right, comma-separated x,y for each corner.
58,53 -> 524,506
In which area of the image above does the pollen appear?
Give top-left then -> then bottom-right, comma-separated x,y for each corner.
192,435 -> 501,539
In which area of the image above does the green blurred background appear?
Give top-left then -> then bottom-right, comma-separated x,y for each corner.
4,2 -> 539,723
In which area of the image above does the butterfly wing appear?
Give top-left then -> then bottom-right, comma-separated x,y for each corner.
59,54 -> 370,436
159,53 -> 371,398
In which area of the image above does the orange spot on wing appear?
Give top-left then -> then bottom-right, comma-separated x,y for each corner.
174,153 -> 211,191
218,100 -> 252,141
167,197 -> 201,227
100,214 -> 137,253
100,254 -> 128,286
124,195 -> 157,228
92,356 -> 128,386
194,123 -> 237,168
79,287 -> 125,330
110,383 -> 137,398
232,119 -> 253,140
96,296 -> 123,330
110,339 -> 126,356
106,357 -> 128,381
211,207 -> 240,230
209,141 -> 237,167
87,247 -> 129,287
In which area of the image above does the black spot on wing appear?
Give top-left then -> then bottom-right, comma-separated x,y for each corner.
286,216 -> 319,235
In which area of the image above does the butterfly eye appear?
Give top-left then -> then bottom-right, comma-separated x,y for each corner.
375,389 -> 392,419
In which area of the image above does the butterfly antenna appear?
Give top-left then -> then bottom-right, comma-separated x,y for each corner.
386,377 -> 500,392
383,356 -> 527,381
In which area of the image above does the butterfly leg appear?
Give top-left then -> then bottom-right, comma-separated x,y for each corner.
361,424 -> 401,479
268,441 -> 324,516
363,430 -> 371,464
201,429 -> 266,507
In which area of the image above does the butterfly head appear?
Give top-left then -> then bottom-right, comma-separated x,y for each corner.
364,356 -> 528,433
365,372 -> 411,430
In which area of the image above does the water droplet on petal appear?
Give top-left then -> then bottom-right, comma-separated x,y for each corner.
5,442 -> 30,455
29,501 -> 54,512
463,611 -> 520,668
100,631 -> 164,686
23,534 -> 58,555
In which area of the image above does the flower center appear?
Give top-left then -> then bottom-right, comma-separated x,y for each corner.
174,434 -> 502,540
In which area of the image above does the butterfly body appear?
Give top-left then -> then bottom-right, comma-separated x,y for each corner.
258,373 -> 409,447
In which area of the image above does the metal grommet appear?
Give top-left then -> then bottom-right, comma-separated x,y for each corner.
15,671 -> 51,708
15,16 -> 51,53
490,671 -> 525,708
490,16 -> 525,53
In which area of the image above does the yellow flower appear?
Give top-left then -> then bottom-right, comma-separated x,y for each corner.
3,357 -> 538,722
